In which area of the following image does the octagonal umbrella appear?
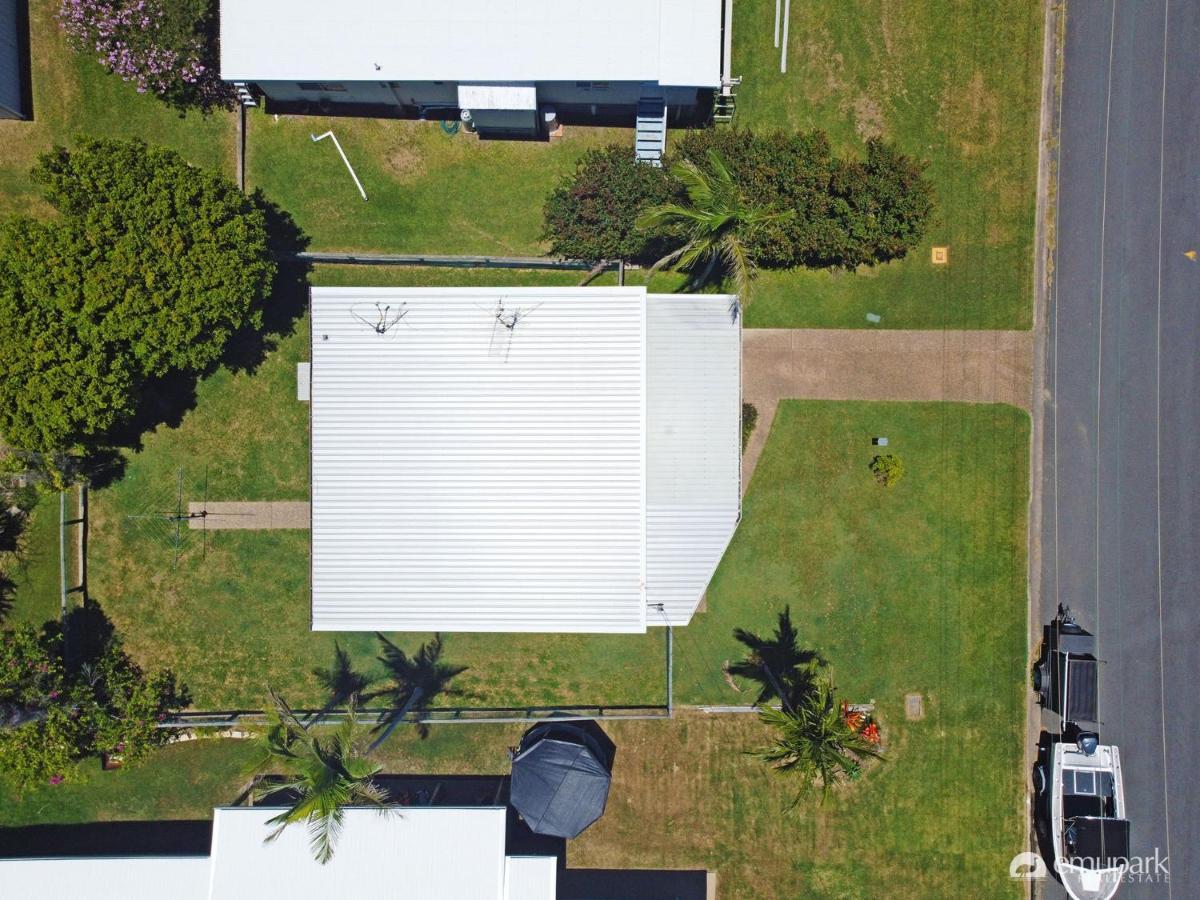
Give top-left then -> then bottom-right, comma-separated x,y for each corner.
510,721 -> 615,839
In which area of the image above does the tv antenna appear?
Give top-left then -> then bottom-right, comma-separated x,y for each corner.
486,299 -> 541,361
125,467 -> 217,568
350,301 -> 409,336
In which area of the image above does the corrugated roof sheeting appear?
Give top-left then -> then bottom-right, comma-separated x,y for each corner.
220,0 -> 722,87
310,288 -> 646,634
645,294 -> 741,625
0,858 -> 211,900
505,856 -> 559,900
208,807 -> 510,899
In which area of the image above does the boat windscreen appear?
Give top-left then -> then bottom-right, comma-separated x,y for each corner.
1064,817 -> 1131,868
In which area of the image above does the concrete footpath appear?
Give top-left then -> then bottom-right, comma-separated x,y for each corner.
187,501 -> 310,530
741,328 -> 1033,490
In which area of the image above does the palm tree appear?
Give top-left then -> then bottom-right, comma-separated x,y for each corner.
370,633 -> 467,747
312,642 -> 376,713
249,689 -> 392,864
728,606 -> 824,709
753,678 -> 882,805
636,149 -> 793,297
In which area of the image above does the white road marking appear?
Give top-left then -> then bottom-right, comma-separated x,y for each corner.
1153,3 -> 1174,895
1091,0 -> 1117,728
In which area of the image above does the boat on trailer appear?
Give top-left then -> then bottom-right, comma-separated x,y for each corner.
1034,607 -> 1130,900
1050,741 -> 1130,900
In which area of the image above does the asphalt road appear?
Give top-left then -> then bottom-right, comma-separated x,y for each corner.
1038,0 -> 1198,897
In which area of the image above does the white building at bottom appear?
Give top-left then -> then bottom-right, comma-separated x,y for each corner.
0,806 -> 557,900
308,287 -> 742,635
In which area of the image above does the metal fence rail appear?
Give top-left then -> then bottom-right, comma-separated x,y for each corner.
287,251 -> 621,272
157,704 -> 671,730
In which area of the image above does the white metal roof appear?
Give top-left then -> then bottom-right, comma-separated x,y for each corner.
311,288 -> 647,634
310,286 -> 740,634
220,0 -> 722,87
0,808 -> 559,900
208,806 -> 509,899
0,857 -> 210,900
504,855 -> 559,900
645,294 -> 742,625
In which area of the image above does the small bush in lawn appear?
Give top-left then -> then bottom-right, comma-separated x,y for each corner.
742,402 -> 759,452
542,144 -> 681,262
870,454 -> 906,487
57,0 -> 232,112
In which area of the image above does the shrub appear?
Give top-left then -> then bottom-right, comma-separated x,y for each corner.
0,623 -> 187,786
869,454 -> 906,487
672,129 -> 933,270
58,0 -> 232,111
742,402 -> 759,452
542,145 -> 680,262
0,138 -> 275,457
831,139 -> 936,267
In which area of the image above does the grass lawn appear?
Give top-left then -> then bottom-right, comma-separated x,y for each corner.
731,0 -> 1044,329
0,711 -> 1024,898
1,498 -> 64,628
0,1 -> 235,219
246,112 -> 620,255
1,395 -> 1028,897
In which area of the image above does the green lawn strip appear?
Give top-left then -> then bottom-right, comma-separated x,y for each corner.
727,0 -> 1042,329
310,263 -> 601,289
3,497 -> 63,627
0,1 -> 235,219
245,111 -> 620,255
0,739 -> 257,826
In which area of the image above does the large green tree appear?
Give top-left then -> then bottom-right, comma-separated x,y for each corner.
0,137 -> 275,456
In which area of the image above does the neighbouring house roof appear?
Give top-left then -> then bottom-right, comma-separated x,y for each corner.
309,287 -> 740,634
0,858 -> 211,900
208,807 -> 513,898
0,807 -> 557,900
220,0 -> 722,87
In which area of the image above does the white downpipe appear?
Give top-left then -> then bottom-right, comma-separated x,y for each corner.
310,131 -> 368,202
780,0 -> 791,73
773,0 -> 781,48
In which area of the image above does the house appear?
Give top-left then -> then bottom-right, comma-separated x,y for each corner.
220,0 -> 734,159
308,286 -> 741,634
0,0 -> 30,120
0,805 -> 557,899
0,801 -> 711,899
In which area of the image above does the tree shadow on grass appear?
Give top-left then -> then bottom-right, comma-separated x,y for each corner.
0,571 -> 14,624
310,641 -> 379,723
370,634 -> 468,745
727,606 -> 826,710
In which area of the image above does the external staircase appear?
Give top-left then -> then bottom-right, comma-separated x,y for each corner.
635,95 -> 667,166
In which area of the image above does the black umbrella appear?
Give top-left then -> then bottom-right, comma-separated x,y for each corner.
510,721 -> 615,839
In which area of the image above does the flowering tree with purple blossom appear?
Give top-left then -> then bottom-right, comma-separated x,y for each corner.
58,0 -> 232,111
